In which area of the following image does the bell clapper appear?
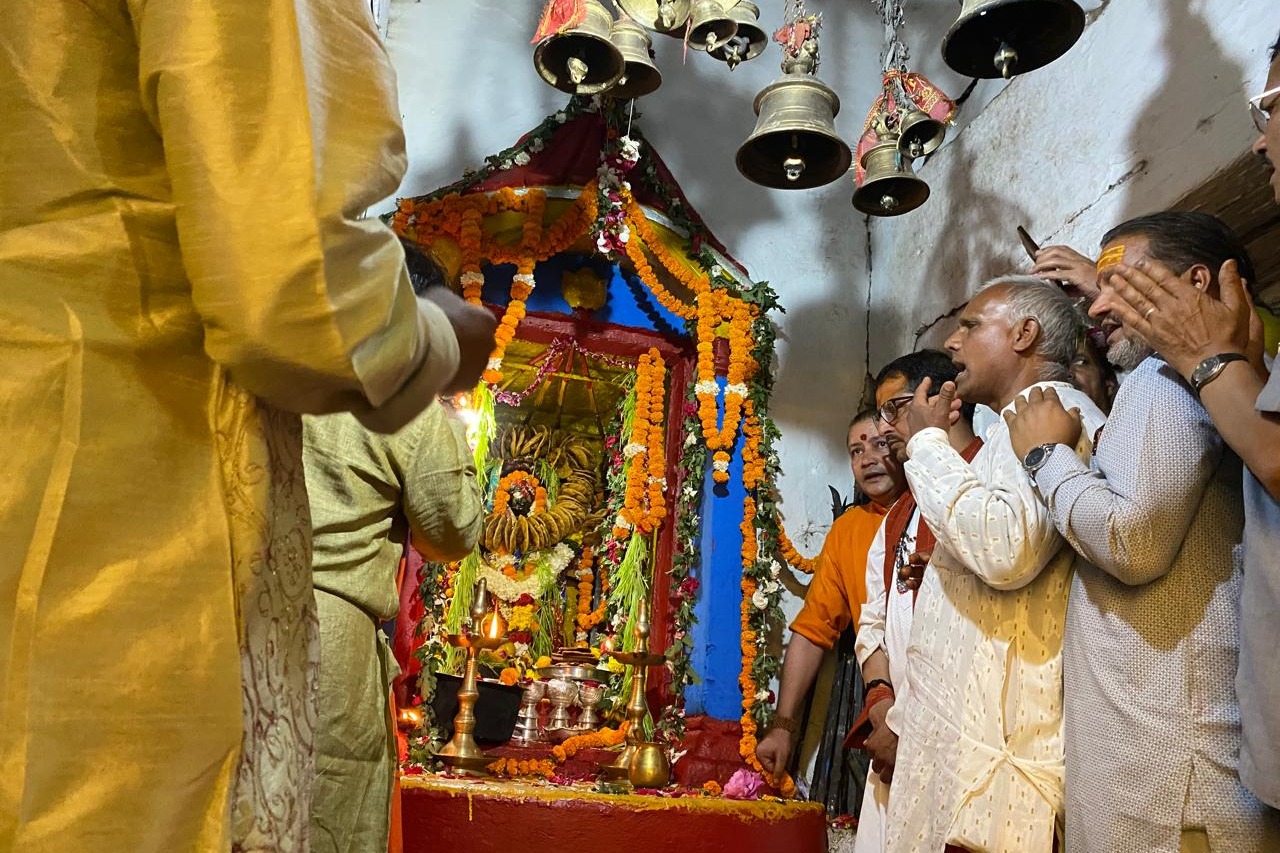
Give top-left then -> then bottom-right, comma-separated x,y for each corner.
567,55 -> 590,85
880,194 -> 899,212
994,42 -> 1018,79
657,0 -> 676,29
725,41 -> 742,70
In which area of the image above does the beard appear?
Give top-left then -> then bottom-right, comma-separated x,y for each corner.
1106,335 -> 1152,371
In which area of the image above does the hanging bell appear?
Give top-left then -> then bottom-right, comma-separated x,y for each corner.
897,108 -> 947,158
852,141 -> 930,216
534,0 -> 626,95
616,0 -> 692,35
709,2 -> 768,69
608,18 -> 662,99
942,0 -> 1085,79
736,72 -> 852,190
687,0 -> 737,53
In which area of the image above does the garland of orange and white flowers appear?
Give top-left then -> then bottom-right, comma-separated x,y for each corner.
612,349 -> 667,539
486,757 -> 556,779
492,470 -> 547,516
737,399 -> 797,797
551,721 -> 630,763
695,290 -> 758,483
575,546 -> 609,639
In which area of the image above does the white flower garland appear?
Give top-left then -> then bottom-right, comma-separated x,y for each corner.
724,382 -> 749,398
475,542 -> 576,603
623,442 -> 646,459
694,379 -> 720,396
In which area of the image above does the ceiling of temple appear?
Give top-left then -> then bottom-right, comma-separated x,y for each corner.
494,337 -> 637,440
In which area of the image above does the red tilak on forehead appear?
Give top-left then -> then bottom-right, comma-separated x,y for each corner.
858,432 -> 871,442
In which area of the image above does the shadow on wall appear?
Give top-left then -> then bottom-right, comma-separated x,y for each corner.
905,126 -> 1030,352
1114,0 -> 1249,226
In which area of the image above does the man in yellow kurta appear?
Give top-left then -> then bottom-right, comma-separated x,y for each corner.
755,410 -> 907,779
0,2 -> 494,851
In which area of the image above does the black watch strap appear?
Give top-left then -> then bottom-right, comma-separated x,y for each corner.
863,678 -> 892,699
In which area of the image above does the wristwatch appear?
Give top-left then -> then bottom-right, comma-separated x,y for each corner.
1189,353 -> 1248,395
1022,443 -> 1057,475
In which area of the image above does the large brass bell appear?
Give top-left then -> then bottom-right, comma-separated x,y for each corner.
710,2 -> 767,69
534,0 -> 626,95
609,18 -> 662,99
897,108 -> 947,158
616,0 -> 692,35
736,73 -> 852,190
852,141 -> 930,216
687,0 -> 737,53
942,0 -> 1085,79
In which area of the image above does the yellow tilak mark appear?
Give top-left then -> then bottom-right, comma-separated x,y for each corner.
1096,244 -> 1126,271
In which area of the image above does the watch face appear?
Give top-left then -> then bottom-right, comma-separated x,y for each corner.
1192,357 -> 1219,385
1025,445 -> 1047,470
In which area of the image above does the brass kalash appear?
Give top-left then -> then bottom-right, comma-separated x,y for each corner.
736,14 -> 851,190
942,0 -> 1085,79
598,597 -> 670,788
437,578 -> 507,775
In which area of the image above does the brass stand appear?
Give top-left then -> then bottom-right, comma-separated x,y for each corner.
438,579 -> 506,776
600,598 -> 665,781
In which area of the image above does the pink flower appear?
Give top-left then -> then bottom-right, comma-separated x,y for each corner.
723,768 -> 765,800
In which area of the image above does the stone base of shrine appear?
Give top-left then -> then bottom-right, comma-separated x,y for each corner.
401,775 -> 827,853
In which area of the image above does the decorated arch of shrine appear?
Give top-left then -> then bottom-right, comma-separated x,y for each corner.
386,96 -> 826,853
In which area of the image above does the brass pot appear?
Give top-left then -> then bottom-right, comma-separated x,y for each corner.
628,741 -> 671,788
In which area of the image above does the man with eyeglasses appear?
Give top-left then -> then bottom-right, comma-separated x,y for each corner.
1096,31 -> 1280,815
756,409 -> 908,787
847,350 -> 978,853
881,277 -> 1106,853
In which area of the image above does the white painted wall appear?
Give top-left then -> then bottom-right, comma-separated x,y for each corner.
374,0 -> 896,583
866,0 -> 1276,361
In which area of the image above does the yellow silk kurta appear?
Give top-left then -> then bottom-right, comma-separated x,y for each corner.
0,1 -> 460,851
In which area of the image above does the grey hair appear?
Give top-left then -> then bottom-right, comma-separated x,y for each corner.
978,275 -> 1082,382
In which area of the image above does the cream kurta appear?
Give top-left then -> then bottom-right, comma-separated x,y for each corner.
885,383 -> 1106,853
1,1 -> 459,851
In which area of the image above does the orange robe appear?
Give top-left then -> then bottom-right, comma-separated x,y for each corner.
789,502 -> 890,650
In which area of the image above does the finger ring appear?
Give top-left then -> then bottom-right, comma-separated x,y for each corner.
1143,307 -> 1155,320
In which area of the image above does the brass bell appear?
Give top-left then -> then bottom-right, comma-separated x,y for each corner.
897,108 -> 947,158
736,73 -> 852,190
687,0 -> 737,53
852,141 -> 930,216
616,0 -> 692,35
609,18 -> 662,99
534,0 -> 626,95
942,0 -> 1085,79
710,2 -> 767,69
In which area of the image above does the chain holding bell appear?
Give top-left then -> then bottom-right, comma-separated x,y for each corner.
533,0 -> 626,95
616,0 -> 692,35
608,18 -> 662,99
852,141 -> 930,216
687,0 -> 737,53
897,108 -> 947,158
709,2 -> 767,69
736,71 -> 852,190
942,0 -> 1085,79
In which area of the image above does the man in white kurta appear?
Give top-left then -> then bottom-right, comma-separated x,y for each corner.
882,278 -> 1107,853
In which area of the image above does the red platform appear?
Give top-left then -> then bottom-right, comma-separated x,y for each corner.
401,776 -> 826,853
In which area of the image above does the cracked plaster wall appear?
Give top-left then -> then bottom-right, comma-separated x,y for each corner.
867,0 -> 1276,363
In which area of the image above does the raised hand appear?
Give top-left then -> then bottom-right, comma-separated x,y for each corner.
902,377 -> 961,442
1032,245 -> 1100,298
1004,385 -> 1082,461
1104,258 -> 1257,381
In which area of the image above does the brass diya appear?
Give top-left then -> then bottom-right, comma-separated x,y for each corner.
437,579 -> 507,775
600,597 -> 666,781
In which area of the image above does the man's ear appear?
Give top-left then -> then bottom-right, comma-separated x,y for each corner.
1187,262 -> 1214,293
1010,316 -> 1040,354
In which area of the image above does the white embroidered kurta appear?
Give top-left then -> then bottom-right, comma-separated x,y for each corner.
884,382 -> 1106,853
1033,357 -> 1280,851
853,509 -> 921,853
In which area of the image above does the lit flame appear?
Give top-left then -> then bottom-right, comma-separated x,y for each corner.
482,610 -> 506,640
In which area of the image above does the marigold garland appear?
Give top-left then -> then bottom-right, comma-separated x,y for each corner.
614,349 -> 667,538
551,722 -> 629,763
695,291 -> 758,483
575,547 -> 609,635
486,757 -> 556,779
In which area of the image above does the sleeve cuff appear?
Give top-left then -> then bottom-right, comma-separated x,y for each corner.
1032,443 -> 1088,494
353,299 -> 460,434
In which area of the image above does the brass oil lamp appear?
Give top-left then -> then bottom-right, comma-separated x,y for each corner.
599,597 -> 668,785
437,578 -> 507,775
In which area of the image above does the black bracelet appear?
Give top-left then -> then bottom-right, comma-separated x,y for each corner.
863,678 -> 892,699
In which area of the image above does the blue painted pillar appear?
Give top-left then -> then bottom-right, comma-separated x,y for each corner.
684,381 -> 745,720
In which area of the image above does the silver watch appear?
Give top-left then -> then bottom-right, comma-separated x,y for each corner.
1022,443 -> 1057,475
1189,353 -> 1248,394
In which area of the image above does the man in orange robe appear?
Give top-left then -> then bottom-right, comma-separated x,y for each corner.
755,408 -> 908,779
